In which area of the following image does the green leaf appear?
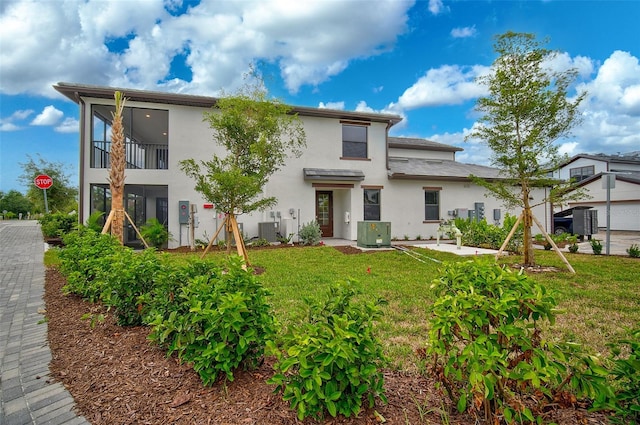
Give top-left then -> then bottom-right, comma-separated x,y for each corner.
457,392 -> 467,413
326,400 -> 337,417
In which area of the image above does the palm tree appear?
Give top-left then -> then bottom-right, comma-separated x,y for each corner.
103,91 -> 126,244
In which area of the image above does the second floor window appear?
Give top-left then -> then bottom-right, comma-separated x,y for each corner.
364,188 -> 380,221
342,124 -> 368,159
569,165 -> 595,182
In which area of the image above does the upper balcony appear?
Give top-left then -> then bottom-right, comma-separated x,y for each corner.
91,141 -> 168,170
91,104 -> 168,170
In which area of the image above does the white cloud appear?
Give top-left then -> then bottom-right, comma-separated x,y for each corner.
395,64 -> 490,110
391,50 -> 640,161
31,105 -> 63,126
0,109 -> 34,131
558,142 -> 579,157
451,26 -> 476,39
10,109 -> 34,120
428,0 -> 448,15
55,117 -> 80,133
0,122 -> 20,132
620,85 -> 640,114
318,101 -> 345,110
355,101 -> 374,113
0,0 -> 415,97
543,52 -> 594,79
423,125 -> 494,166
570,51 -> 640,153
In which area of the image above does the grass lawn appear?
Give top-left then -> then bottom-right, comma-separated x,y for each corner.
164,246 -> 640,372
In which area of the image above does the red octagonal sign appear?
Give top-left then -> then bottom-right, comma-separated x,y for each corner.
34,174 -> 53,190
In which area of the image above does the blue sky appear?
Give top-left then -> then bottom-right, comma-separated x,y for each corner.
1,0 -> 639,193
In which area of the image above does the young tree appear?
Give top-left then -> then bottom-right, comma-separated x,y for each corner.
180,80 -> 306,255
467,32 -> 587,267
18,155 -> 78,213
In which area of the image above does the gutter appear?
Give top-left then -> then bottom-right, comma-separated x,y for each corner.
385,120 -> 393,172
74,92 -> 86,224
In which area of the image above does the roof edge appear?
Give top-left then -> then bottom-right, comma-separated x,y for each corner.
53,82 -> 402,125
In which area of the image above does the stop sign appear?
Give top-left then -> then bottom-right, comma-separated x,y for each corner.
34,174 -> 53,190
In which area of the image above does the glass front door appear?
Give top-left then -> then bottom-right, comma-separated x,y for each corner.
315,191 -> 333,237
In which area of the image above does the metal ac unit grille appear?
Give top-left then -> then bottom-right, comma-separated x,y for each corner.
258,222 -> 279,242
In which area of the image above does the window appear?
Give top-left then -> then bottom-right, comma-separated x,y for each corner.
342,124 -> 368,158
569,165 -> 595,182
90,184 -> 111,226
364,188 -> 380,221
424,189 -> 440,221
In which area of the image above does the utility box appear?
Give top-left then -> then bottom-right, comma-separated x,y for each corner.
178,201 -> 189,224
357,221 -> 391,248
574,209 -> 598,236
474,202 -> 485,221
455,208 -> 468,218
258,222 -> 279,242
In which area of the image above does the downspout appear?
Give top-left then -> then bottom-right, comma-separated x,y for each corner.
385,120 -> 393,171
74,92 -> 86,225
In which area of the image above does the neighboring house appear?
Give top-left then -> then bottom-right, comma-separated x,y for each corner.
54,82 -> 549,248
551,153 -> 640,232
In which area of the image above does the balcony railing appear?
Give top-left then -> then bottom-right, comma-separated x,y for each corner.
91,141 -> 168,170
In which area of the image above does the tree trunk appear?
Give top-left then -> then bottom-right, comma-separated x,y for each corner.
522,188 -> 535,266
109,91 -> 126,245
225,213 -> 234,255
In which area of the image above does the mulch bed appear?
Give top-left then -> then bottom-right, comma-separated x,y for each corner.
45,246 -> 609,424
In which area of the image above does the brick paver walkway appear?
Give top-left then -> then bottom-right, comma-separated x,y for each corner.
0,220 -> 89,425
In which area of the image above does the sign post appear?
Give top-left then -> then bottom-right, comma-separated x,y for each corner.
34,174 -> 53,214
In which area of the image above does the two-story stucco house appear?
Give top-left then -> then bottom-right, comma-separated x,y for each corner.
551,153 -> 640,231
54,82 -> 550,248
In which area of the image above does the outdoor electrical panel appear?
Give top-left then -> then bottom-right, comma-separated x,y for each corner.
493,208 -> 501,221
468,210 -> 477,221
178,201 -> 189,224
475,202 -> 485,221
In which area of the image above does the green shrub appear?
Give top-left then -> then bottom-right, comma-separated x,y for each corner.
148,256 -> 275,385
277,232 -> 294,244
58,228 -> 121,301
39,212 -> 78,238
597,326 -> 640,424
98,248 -> 168,326
250,238 -> 270,247
140,218 -> 171,249
84,211 -> 105,233
626,244 -> 640,258
590,239 -> 603,255
428,259 -> 611,424
268,281 -> 387,421
299,220 -> 322,245
454,214 -> 522,252
140,256 -> 222,323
